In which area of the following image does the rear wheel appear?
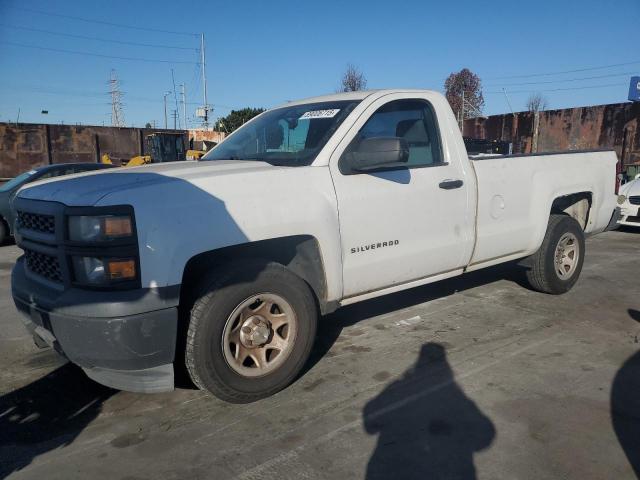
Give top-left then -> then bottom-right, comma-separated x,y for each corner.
185,260 -> 317,403
524,214 -> 585,294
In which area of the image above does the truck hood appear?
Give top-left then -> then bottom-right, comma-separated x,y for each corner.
17,161 -> 276,206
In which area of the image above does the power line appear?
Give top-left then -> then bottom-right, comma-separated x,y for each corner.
13,6 -> 197,37
487,60 -> 640,80
3,83 -> 240,110
486,83 -> 627,95
486,71 -> 638,87
0,24 -> 197,50
1,41 -> 198,64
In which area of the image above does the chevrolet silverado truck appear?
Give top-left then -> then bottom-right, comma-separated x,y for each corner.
12,90 -> 618,403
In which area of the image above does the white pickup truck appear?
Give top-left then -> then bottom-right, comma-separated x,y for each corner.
12,89 -> 618,402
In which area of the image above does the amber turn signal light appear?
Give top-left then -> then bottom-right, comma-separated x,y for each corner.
104,217 -> 133,237
107,259 -> 136,280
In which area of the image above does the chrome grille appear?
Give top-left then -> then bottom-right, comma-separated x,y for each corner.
24,249 -> 62,283
629,196 -> 640,206
17,211 -> 55,234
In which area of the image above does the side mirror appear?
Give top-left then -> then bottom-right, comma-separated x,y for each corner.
340,137 -> 409,174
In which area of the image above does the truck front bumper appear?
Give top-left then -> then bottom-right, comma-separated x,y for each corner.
12,257 -> 179,393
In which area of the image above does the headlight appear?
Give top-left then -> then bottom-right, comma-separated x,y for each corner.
617,194 -> 627,205
72,256 -> 136,285
68,215 -> 133,242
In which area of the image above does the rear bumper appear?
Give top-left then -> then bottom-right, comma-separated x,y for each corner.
12,257 -> 179,393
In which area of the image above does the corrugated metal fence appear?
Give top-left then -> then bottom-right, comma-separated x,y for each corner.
0,123 -> 187,179
464,101 -> 640,167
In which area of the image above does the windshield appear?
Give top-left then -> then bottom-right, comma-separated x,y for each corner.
203,100 -> 360,166
0,170 -> 37,192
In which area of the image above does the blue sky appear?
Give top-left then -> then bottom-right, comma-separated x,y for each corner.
0,0 -> 638,127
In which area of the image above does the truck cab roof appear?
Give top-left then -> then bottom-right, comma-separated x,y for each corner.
278,89 -> 441,108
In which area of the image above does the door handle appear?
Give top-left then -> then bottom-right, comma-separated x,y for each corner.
439,179 -> 464,190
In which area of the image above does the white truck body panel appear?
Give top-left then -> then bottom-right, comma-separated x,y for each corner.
469,150 -> 618,269
327,91 -> 477,297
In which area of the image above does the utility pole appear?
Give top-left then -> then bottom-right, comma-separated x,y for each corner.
108,69 -> 125,127
163,91 -> 171,129
502,88 -> 515,115
200,33 -> 209,128
171,69 -> 180,129
181,83 -> 187,129
172,110 -> 177,130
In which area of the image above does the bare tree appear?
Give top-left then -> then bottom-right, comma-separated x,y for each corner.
340,63 -> 367,92
444,68 -> 484,127
527,93 -> 548,113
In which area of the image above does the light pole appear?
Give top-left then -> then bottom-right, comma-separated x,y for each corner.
163,91 -> 172,129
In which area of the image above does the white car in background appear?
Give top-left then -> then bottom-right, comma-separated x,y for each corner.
618,176 -> 640,227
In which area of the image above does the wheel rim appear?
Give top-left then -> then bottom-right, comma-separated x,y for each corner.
221,293 -> 298,377
554,232 -> 580,280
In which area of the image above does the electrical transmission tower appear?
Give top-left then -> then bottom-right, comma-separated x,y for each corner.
108,69 -> 125,127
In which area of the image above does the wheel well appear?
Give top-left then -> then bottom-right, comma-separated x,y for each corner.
180,235 -> 329,312
551,192 -> 592,230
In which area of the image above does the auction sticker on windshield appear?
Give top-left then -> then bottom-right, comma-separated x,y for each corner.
300,109 -> 340,119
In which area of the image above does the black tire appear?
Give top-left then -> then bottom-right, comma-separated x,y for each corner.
185,260 -> 317,403
524,214 -> 585,294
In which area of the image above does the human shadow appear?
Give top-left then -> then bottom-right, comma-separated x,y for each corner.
0,363 -> 116,479
363,343 -> 495,480
611,308 -> 640,478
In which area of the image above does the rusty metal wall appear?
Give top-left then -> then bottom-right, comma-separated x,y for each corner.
0,123 -> 188,178
463,102 -> 640,166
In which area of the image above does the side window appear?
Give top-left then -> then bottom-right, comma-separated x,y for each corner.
354,99 -> 444,167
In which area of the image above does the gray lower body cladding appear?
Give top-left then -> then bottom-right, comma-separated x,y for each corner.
12,257 -> 179,393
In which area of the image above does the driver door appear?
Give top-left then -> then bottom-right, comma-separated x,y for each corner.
329,94 -> 474,298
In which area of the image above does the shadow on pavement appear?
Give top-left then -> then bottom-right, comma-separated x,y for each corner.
618,226 -> 640,235
305,261 -> 527,375
0,364 -> 115,479
0,245 -> 524,477
363,343 -> 495,479
611,308 -> 640,478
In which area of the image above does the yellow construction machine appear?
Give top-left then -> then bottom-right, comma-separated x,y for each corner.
101,132 -> 205,167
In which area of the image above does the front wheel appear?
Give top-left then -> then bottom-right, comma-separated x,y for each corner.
185,261 -> 317,403
524,214 -> 585,294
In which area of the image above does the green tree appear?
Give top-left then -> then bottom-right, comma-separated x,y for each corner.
217,108 -> 265,133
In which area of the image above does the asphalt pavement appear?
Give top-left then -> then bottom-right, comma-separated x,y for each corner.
1,229 -> 639,479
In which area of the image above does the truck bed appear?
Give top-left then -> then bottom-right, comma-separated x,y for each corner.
467,149 -> 617,270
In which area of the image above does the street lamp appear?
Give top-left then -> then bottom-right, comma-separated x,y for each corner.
163,91 -> 172,129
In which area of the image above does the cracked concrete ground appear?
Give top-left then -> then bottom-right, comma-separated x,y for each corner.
1,229 -> 639,479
